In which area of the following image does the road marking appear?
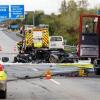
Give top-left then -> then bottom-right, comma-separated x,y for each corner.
32,68 -> 39,72
50,79 -> 60,85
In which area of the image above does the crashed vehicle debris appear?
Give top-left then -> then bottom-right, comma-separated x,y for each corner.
14,49 -> 78,63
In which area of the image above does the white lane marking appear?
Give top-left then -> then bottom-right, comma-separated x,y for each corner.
50,79 -> 61,85
32,68 -> 39,71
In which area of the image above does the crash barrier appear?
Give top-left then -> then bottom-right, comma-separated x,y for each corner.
44,68 -> 89,77
57,63 -> 93,69
3,63 -> 93,69
57,63 -> 93,77
3,63 -> 94,78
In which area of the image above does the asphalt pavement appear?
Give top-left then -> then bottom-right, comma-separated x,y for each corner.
6,77 -> 100,100
2,29 -> 21,42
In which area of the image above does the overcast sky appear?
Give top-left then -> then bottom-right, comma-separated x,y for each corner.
0,0 -> 100,14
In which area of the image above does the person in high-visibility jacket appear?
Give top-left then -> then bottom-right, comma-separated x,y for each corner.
0,64 -> 7,80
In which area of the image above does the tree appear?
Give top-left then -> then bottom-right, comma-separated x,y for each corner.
58,0 -> 80,45
78,0 -> 89,14
67,0 -> 78,13
34,11 -> 44,26
78,0 -> 88,9
60,0 -> 67,15
27,12 -> 33,25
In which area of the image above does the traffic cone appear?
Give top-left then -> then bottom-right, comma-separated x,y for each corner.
0,64 -> 4,71
45,70 -> 52,80
46,74 -> 52,80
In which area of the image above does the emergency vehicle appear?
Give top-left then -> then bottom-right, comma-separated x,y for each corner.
77,14 -> 100,75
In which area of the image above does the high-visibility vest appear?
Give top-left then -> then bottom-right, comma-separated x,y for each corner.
0,71 -> 7,80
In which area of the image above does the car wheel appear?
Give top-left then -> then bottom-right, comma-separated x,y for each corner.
14,57 -> 18,63
0,89 -> 7,99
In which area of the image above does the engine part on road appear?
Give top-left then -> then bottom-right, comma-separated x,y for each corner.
49,54 -> 59,63
14,49 -> 76,63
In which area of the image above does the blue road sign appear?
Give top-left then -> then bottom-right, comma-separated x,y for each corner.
11,5 -> 24,19
0,5 -> 9,19
98,10 -> 100,15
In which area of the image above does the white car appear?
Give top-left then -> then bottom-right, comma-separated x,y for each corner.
49,36 -> 64,49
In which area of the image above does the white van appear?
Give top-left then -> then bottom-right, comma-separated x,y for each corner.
49,36 -> 64,49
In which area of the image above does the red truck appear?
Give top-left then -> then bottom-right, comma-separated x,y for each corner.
77,14 -> 100,75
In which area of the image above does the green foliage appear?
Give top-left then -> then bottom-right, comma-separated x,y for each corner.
34,11 -> 44,26
60,0 -> 67,14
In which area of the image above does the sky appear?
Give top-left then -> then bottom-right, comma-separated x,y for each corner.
0,0 -> 100,14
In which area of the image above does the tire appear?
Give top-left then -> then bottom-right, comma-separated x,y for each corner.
0,89 -> 7,99
14,57 -> 18,63
91,58 -> 95,64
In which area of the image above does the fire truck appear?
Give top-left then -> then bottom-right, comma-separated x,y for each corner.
77,14 -> 100,75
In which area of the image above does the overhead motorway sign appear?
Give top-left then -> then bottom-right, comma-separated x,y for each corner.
97,10 -> 100,15
11,5 -> 24,19
0,5 -> 9,19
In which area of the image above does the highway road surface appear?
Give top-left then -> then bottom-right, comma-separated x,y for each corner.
7,76 -> 100,100
2,29 -> 21,42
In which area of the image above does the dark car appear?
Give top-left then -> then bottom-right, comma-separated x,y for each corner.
48,49 -> 78,63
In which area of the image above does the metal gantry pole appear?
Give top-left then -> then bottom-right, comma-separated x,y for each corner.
33,11 -> 35,26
